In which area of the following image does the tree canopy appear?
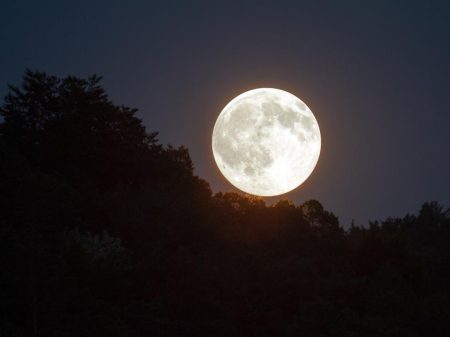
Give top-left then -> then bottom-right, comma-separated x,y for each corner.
1,71 -> 449,337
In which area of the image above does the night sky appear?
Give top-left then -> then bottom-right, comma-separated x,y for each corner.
1,1 -> 449,225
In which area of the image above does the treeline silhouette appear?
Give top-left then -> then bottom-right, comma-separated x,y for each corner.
1,70 -> 449,337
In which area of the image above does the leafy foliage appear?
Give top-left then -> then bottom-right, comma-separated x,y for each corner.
1,71 -> 449,337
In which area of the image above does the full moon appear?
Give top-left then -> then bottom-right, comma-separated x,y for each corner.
212,88 -> 321,196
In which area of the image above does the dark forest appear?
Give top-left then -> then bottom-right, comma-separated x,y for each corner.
1,71 -> 449,337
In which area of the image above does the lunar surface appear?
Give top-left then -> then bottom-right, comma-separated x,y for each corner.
212,88 -> 321,196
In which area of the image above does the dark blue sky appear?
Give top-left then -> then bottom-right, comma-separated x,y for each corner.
1,1 -> 449,225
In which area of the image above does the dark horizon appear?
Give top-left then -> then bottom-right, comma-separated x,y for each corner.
1,70 -> 450,336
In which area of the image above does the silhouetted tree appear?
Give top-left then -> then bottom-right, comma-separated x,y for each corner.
1,70 -> 449,337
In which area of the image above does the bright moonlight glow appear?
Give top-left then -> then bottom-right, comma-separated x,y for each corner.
212,88 -> 321,196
